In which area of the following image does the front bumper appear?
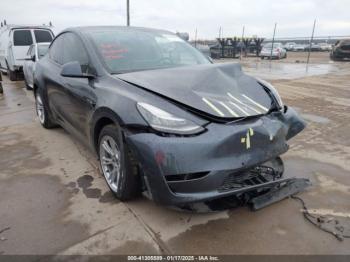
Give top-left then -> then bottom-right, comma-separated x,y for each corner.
126,106 -> 305,205
260,51 -> 280,57
334,51 -> 350,59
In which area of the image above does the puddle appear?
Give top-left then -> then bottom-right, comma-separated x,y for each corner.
0,79 -> 35,127
243,62 -> 338,80
0,132 -> 51,175
71,175 -> 119,203
301,113 -> 330,124
0,174 -> 88,255
292,107 -> 330,124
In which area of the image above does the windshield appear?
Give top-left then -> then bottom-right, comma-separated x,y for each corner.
37,44 -> 50,58
89,29 -> 210,74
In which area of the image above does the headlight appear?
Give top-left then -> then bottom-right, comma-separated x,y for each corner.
257,78 -> 284,109
137,102 -> 205,135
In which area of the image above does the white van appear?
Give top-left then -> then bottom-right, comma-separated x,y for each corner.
0,25 -> 54,81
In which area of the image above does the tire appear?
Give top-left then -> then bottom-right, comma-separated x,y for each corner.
8,68 -> 17,81
34,88 -> 55,129
330,53 -> 341,61
24,77 -> 31,90
98,124 -> 141,201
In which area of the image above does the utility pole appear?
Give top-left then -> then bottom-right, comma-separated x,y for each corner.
240,25 -> 245,60
270,23 -> 277,59
194,28 -> 198,48
307,19 -> 316,66
126,0 -> 130,26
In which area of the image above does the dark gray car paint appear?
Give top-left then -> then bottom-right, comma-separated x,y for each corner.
34,26 -> 306,205
126,106 -> 305,204
116,62 -> 272,119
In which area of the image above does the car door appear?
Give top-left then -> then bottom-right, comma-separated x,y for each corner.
59,32 -> 97,139
45,34 -> 67,122
12,29 -> 33,67
26,45 -> 36,87
23,45 -> 32,82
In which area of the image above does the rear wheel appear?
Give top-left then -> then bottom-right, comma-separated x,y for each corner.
98,124 -> 140,201
7,68 -> 17,81
35,89 -> 55,129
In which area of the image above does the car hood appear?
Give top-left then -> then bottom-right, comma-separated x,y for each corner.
116,63 -> 273,119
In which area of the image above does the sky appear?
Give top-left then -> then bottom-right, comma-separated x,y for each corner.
0,0 -> 349,40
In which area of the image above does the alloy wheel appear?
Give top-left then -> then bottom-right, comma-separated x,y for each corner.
35,93 -> 45,124
99,135 -> 122,193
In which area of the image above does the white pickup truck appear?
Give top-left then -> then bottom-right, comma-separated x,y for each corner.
0,25 -> 54,81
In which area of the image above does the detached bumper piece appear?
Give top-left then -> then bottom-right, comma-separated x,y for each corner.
249,178 -> 312,210
179,177 -> 311,212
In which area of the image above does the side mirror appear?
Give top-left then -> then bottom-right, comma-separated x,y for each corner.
24,55 -> 35,62
60,61 -> 95,79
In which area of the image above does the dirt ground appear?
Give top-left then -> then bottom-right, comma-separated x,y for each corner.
0,52 -> 349,256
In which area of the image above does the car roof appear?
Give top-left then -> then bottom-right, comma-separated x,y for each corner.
62,26 -> 173,36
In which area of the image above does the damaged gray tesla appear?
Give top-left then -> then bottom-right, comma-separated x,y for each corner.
33,26 -> 306,207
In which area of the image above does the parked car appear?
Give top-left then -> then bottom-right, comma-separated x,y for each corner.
260,42 -> 287,59
305,43 -> 321,52
319,42 -> 332,52
34,26 -> 305,206
195,44 -> 211,57
284,42 -> 296,51
23,42 -> 50,90
0,24 -> 54,81
330,39 -> 350,61
292,44 -> 306,52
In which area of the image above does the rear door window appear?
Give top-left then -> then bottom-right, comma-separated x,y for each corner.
49,34 -> 65,65
13,30 -> 33,46
34,30 -> 53,43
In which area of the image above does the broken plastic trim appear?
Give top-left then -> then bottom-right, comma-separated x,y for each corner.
249,178 -> 311,210
165,172 -> 210,182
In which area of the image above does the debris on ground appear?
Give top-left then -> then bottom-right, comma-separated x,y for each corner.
0,227 -> 10,235
292,196 -> 350,241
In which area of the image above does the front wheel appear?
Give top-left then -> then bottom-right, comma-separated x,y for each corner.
24,76 -> 32,90
98,124 -> 141,201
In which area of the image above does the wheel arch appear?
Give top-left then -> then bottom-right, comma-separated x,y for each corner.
91,107 -> 125,154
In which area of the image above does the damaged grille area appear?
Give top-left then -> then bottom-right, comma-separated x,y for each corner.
165,172 -> 210,182
218,165 -> 280,192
